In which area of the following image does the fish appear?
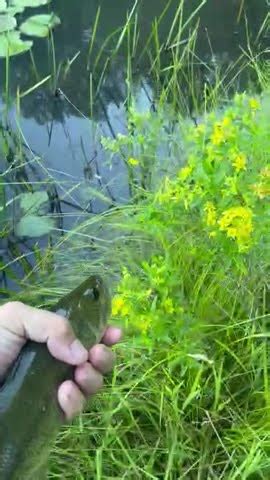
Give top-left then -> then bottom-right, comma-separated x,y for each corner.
0,275 -> 111,480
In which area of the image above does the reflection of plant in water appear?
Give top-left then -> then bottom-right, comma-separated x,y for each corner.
20,88 -> 67,125
101,102 -> 182,196
0,0 -> 60,57
0,122 -> 62,293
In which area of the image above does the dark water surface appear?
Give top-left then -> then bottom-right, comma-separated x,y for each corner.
0,0 -> 269,288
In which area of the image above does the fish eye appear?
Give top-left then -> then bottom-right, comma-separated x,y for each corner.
83,285 -> 100,301
93,285 -> 100,301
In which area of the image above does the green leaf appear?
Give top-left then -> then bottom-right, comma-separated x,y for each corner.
15,215 -> 55,238
0,14 -> 16,33
7,7 -> 25,15
0,181 -> 7,233
78,185 -> 112,205
10,0 -> 51,7
0,0 -> 7,12
0,30 -> 32,57
20,13 -> 60,38
19,191 -> 48,214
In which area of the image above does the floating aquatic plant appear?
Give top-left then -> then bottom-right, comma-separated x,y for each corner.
0,0 -> 60,57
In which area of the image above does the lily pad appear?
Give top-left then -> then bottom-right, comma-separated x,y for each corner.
6,7 -> 25,15
0,1 -> 7,12
15,214 -> 55,238
10,0 -> 51,7
20,13 -> 60,38
19,191 -> 48,213
0,30 -> 32,57
0,14 -> 16,33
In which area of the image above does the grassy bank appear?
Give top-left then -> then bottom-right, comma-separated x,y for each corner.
0,2 -> 270,479
45,89 -> 270,479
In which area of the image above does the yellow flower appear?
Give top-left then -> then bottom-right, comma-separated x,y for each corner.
252,182 -> 270,199
249,98 -> 260,111
204,201 -> 217,226
112,296 -> 130,316
178,165 -> 192,181
260,166 -> 270,178
218,206 -> 253,249
252,166 -> 270,198
232,152 -> 247,172
156,178 -> 173,203
162,297 -> 175,314
222,176 -> 238,197
128,157 -> 139,166
221,116 -> 232,128
210,123 -> 225,146
137,315 -> 151,334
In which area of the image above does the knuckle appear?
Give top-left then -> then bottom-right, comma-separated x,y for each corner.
93,369 -> 104,389
0,301 -> 24,317
79,367 -> 90,384
56,316 -> 72,337
76,365 -> 104,391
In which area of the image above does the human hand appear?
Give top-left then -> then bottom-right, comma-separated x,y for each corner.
0,301 -> 122,420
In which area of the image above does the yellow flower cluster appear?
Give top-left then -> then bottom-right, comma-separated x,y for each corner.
252,183 -> 270,199
211,124 -> 225,146
138,315 -> 151,334
249,98 -> 260,111
178,165 -> 193,181
112,296 -> 130,316
218,206 -> 253,249
204,201 -> 217,226
223,176 -> 238,196
232,152 -> 247,172
155,176 -> 186,205
252,165 -> 270,199
128,157 -> 139,166
210,116 -> 234,146
162,297 -> 175,314
221,116 -> 232,128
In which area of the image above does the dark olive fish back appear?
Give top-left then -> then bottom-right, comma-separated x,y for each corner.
0,275 -> 111,480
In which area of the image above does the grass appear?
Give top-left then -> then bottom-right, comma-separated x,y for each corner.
48,333 -> 270,478
43,90 -> 270,478
1,2 -> 270,479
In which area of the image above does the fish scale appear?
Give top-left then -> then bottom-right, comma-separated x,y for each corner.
0,275 -> 111,479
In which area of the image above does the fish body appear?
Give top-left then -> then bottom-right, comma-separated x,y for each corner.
0,275 -> 111,479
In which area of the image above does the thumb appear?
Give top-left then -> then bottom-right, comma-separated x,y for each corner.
0,301 -> 88,381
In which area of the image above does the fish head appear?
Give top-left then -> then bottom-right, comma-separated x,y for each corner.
56,275 -> 111,347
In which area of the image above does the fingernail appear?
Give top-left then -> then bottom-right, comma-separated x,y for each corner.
70,339 -> 88,363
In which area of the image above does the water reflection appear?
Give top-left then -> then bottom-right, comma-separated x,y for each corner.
1,0 -> 268,121
0,0 -> 268,290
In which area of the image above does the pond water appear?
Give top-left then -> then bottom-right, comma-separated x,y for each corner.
0,0 -> 269,289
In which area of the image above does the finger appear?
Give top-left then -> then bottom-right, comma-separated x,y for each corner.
89,344 -> 116,374
0,301 -> 88,366
58,380 -> 86,420
74,362 -> 103,396
102,326 -> 122,346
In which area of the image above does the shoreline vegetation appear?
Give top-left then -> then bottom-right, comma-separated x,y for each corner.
49,89 -> 269,479
0,0 -> 270,478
